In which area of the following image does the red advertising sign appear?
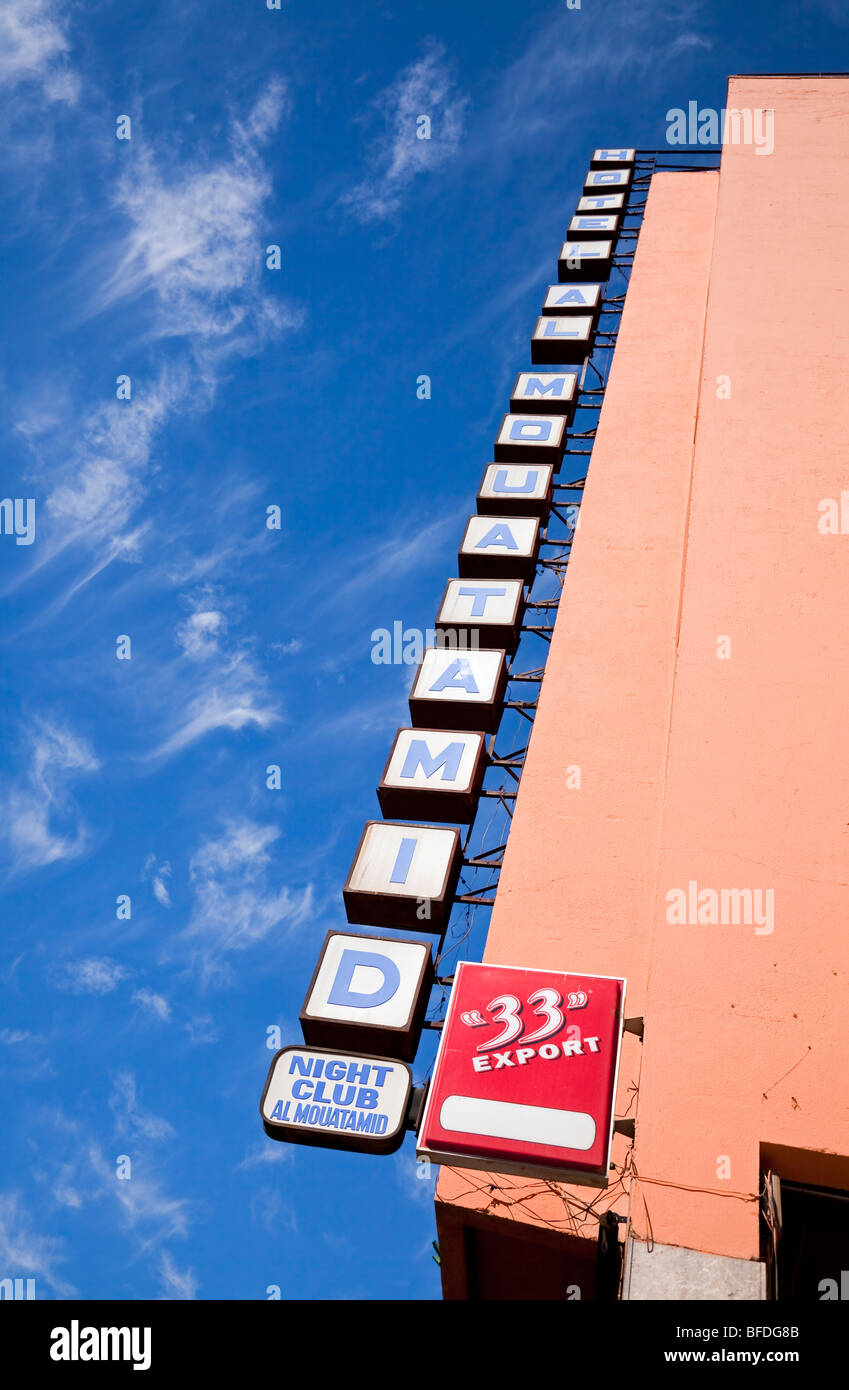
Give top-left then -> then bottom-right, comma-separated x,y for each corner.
417,962 -> 625,1185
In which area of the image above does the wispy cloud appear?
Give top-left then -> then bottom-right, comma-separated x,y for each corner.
184,1014 -> 218,1045
248,1186 -> 297,1235
167,819 -> 313,985
54,958 -> 129,995
175,608 -> 227,659
148,648 -> 280,761
0,0 -> 79,104
341,40 -> 468,224
10,80 -> 299,613
238,1141 -> 293,1170
88,1144 -> 194,1251
109,1072 -> 175,1143
158,1250 -> 199,1300
131,989 -> 172,1022
143,855 -> 172,907
1,718 -> 99,875
0,1191 -> 76,1296
466,1 -> 710,167
37,1096 -> 196,1264
95,77 -> 294,352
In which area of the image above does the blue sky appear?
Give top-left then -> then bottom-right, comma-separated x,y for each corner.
1,0 -> 848,1302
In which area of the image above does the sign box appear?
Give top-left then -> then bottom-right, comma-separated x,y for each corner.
583,168 -> 632,193
378,727 -> 487,823
458,514 -> 540,583
557,240 -> 612,282
531,315 -> 595,366
590,148 -> 635,167
567,213 -> 620,240
435,577 -> 525,654
477,463 -> 553,521
409,647 -> 507,733
509,372 -> 577,418
262,1045 -> 412,1154
300,930 -> 433,1060
494,413 -> 567,465
418,961 -> 626,1184
343,820 -> 463,932
541,284 -> 602,316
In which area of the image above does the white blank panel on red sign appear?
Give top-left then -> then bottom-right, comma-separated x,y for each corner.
409,647 -> 507,732
417,961 -> 626,1184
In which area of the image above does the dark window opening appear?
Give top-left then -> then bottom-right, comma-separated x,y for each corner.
764,1175 -> 849,1301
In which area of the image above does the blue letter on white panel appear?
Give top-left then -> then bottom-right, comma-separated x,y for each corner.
494,468 -> 541,494
522,376 -> 566,397
327,949 -> 401,1009
428,658 -> 479,693
457,585 -> 507,616
390,837 -> 417,883
510,419 -> 551,441
474,523 -> 519,551
400,739 -> 465,781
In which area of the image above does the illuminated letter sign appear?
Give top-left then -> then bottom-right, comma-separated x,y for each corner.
576,192 -> 625,213
477,464 -> 553,520
510,372 -> 577,418
417,962 -> 626,1184
261,1045 -> 412,1154
590,147 -> 635,166
531,315 -> 595,366
409,647 -> 507,732
300,931 -> 433,1059
541,284 -> 602,315
557,240 -> 613,282
436,578 -> 524,654
458,514 -> 540,582
568,213 -> 620,239
493,413 -> 567,465
584,168 -> 631,192
378,727 -> 486,823
343,820 -> 463,931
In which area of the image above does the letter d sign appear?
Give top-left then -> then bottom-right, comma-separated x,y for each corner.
300,932 -> 433,1061
328,949 -> 401,1009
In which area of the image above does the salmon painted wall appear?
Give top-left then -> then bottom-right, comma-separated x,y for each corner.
436,166 -> 719,1249
635,75 -> 849,1259
437,76 -> 849,1270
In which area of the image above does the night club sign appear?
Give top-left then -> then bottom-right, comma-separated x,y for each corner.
260,148 -> 635,1179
